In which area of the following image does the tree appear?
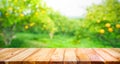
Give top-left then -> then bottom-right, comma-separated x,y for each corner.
85,0 -> 120,47
0,0 -> 56,45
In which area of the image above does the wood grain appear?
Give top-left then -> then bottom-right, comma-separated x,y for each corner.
94,48 -> 119,64
6,48 -> 38,61
0,48 -> 119,64
76,48 -> 91,64
0,48 -> 26,60
102,48 -> 120,60
50,48 -> 65,64
64,48 -> 77,64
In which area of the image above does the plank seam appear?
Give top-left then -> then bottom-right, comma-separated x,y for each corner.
5,49 -> 27,60
23,49 -> 41,61
102,49 -> 120,61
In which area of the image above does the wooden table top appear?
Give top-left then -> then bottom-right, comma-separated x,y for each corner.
0,48 -> 120,64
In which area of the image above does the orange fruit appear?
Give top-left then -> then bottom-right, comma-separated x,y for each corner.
25,25 -> 28,29
42,11 -> 45,14
103,17 -> 106,20
97,20 -> 100,23
5,13 -> 9,16
99,29 -> 105,34
20,14 -> 24,17
30,22 -> 35,27
116,24 -> 120,28
35,12 -> 39,16
105,23 -> 111,28
8,7 -> 13,11
108,28 -> 113,32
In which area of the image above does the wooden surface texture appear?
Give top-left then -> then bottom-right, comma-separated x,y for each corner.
0,48 -> 120,64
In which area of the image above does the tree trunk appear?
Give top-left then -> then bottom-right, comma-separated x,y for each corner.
1,29 -> 15,46
1,23 -> 16,45
3,36 -> 13,45
49,32 -> 54,39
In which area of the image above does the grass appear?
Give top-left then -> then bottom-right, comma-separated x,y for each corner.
0,32 -> 114,48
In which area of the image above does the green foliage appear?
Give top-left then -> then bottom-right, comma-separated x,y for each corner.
0,0 -> 57,45
0,32 -> 114,48
1,0 -> 120,47
84,0 -> 120,47
0,0 -> 81,45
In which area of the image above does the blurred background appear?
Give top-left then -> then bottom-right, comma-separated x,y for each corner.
0,0 -> 120,48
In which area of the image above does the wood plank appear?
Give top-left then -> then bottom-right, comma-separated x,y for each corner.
0,48 -> 120,64
64,48 -> 77,64
76,48 -> 91,64
0,48 -> 3,50
6,48 -> 38,62
0,48 -> 26,61
80,48 -> 104,64
102,48 -> 120,60
36,48 -> 55,61
84,48 -> 104,61
94,48 -> 119,64
0,48 -> 25,60
112,48 -> 120,53
24,48 -> 55,64
0,48 -> 14,55
49,48 -> 65,64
